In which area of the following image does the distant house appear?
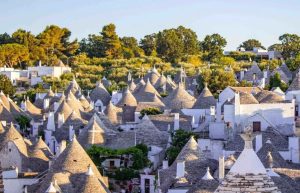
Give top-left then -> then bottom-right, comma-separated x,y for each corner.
225,47 -> 282,60
0,60 -> 71,86
27,60 -> 71,85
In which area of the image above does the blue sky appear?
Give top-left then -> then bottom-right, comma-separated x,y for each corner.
0,0 -> 299,50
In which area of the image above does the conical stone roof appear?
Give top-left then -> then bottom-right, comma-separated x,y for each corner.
80,166 -> 108,193
0,124 -> 23,148
33,137 -> 108,193
158,137 -> 217,193
55,100 -> 73,121
163,83 -> 196,110
128,80 -> 137,92
104,101 -> 122,125
65,78 -> 80,95
65,91 -> 84,112
215,132 -> 280,193
117,88 -> 137,107
193,84 -> 216,109
143,67 -> 160,85
89,81 -> 111,106
0,102 -> 14,123
78,114 -> 115,148
259,92 -> 284,103
25,99 -> 42,115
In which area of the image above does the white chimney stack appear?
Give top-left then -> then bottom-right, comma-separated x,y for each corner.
174,113 -> 180,130
58,140 -> 66,156
69,125 -> 74,141
216,102 -> 222,122
43,98 -> 50,110
289,136 -> 300,163
255,134 -> 262,152
219,156 -> 225,180
57,113 -> 65,129
163,160 -> 168,169
21,100 -> 26,111
53,102 -> 60,112
46,112 -> 56,131
176,161 -> 185,178
240,70 -> 245,81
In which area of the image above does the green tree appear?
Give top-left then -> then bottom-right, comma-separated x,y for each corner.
176,26 -> 200,55
198,68 -> 212,91
0,74 -> 16,96
101,24 -> 122,59
201,34 -> 227,61
239,39 -> 265,51
209,69 -> 237,94
79,34 -> 104,57
0,43 -> 29,67
37,25 -> 79,61
269,72 -> 288,91
239,80 -> 252,87
140,107 -> 163,119
121,36 -> 144,58
279,33 -> 300,59
268,44 -> 283,52
216,56 -> 236,67
286,54 -> 300,71
12,29 -> 46,62
156,29 -> 184,62
15,115 -> 31,134
166,129 -> 197,164
0,33 -> 13,44
140,34 -> 157,56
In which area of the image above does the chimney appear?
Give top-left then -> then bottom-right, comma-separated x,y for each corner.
127,71 -> 132,82
167,134 -> 172,148
218,156 -> 225,180
57,113 -> 65,129
191,115 -> 195,127
216,101 -> 222,122
53,102 -> 59,112
234,92 -> 241,126
21,100 -> 26,111
44,130 -> 52,150
167,124 -> 171,132
176,161 -> 185,178
240,70 -> 245,81
162,160 -> 168,169
48,160 -> 53,169
69,125 -> 74,141
38,60 -> 42,67
46,112 -> 56,131
263,68 -> 268,79
174,113 -> 180,130
289,137 -> 300,163
43,98 -> 50,110
58,140 -> 66,156
210,106 -> 216,116
255,134 -> 262,152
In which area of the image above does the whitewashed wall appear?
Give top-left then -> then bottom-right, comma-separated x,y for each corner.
224,102 -> 295,132
4,178 -> 36,193
0,141 -> 23,171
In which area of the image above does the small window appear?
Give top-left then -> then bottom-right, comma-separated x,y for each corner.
9,149 -> 12,152
109,160 -> 114,168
